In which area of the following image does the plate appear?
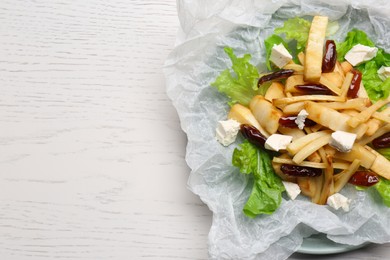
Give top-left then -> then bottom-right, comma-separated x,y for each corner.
298,234 -> 368,255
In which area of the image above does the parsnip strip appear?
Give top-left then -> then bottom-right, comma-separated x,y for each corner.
282,102 -> 305,114
285,75 -> 306,93
340,72 -> 354,98
333,143 -> 376,169
347,99 -> 390,128
318,149 -> 333,204
317,98 -> 369,111
342,109 -> 359,117
278,126 -> 306,140
292,135 -> 331,164
298,177 -> 312,197
365,146 -> 390,180
272,157 -> 327,168
265,82 -> 286,102
304,101 -> 354,132
354,123 -> 369,140
250,95 -> 282,134
228,104 -> 269,137
304,16 -> 328,82
334,62 -> 346,81
310,124 -> 323,133
319,74 -> 342,95
340,61 -> 353,74
357,82 -> 370,100
366,118 -> 382,136
283,63 -> 304,74
307,151 -> 322,163
333,159 -> 361,193
273,95 -> 345,108
312,175 -> 323,204
333,161 -> 350,170
358,124 -> 390,145
298,52 -> 305,65
287,130 -> 331,155
371,112 -> 390,124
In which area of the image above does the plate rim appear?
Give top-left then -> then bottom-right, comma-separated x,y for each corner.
297,233 -> 369,255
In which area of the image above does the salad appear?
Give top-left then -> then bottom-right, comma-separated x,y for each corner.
212,15 -> 390,218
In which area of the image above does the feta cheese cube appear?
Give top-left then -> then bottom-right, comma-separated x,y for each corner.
378,66 -> 390,81
264,134 -> 293,151
270,43 -> 292,68
215,119 -> 241,146
327,193 -> 351,212
282,181 -> 301,200
345,44 -> 378,66
329,131 -> 357,153
294,109 -> 309,130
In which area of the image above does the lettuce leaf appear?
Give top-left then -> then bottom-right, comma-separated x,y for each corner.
377,148 -> 390,160
375,178 -> 390,207
358,61 -> 390,101
274,17 -> 311,54
336,29 -> 375,61
232,140 -> 285,217
211,47 -> 260,106
337,29 -> 390,101
264,34 -> 289,70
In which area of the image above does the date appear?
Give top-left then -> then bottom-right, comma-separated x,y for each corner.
257,69 -> 294,87
372,132 -> 390,149
279,116 -> 316,128
240,124 -> 267,148
349,170 -> 379,187
280,164 -> 322,177
295,84 -> 332,95
322,40 -> 337,73
347,70 -> 362,98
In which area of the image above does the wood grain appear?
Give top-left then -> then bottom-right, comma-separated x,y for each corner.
0,0 -> 388,259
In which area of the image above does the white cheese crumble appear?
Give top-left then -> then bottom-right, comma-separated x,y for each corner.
345,44 -> 378,66
264,134 -> 293,152
215,119 -> 241,146
294,109 -> 309,130
327,193 -> 351,212
329,131 -> 357,153
378,66 -> 390,81
270,43 -> 293,68
282,181 -> 301,200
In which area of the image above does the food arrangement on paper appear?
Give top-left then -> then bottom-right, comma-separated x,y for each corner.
165,1 -> 390,259
213,15 -> 390,217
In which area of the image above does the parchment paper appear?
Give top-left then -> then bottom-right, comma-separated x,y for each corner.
164,0 -> 390,259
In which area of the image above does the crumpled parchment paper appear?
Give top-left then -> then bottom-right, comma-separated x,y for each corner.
164,0 -> 390,259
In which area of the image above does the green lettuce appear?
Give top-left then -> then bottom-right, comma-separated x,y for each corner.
211,47 -> 260,106
232,140 -> 285,217
274,17 -> 311,54
377,148 -> 390,160
264,34 -> 289,70
358,61 -> 390,101
336,29 -> 375,61
337,29 -> 390,101
375,178 -> 390,207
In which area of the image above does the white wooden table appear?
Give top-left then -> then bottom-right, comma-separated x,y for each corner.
0,1 -> 389,259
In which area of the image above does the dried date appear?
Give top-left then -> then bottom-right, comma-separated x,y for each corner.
279,116 -> 316,128
280,164 -> 322,177
240,124 -> 267,148
322,40 -> 337,73
257,69 -> 294,87
372,132 -> 390,149
295,84 -> 332,95
349,170 -> 379,187
347,70 -> 362,98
